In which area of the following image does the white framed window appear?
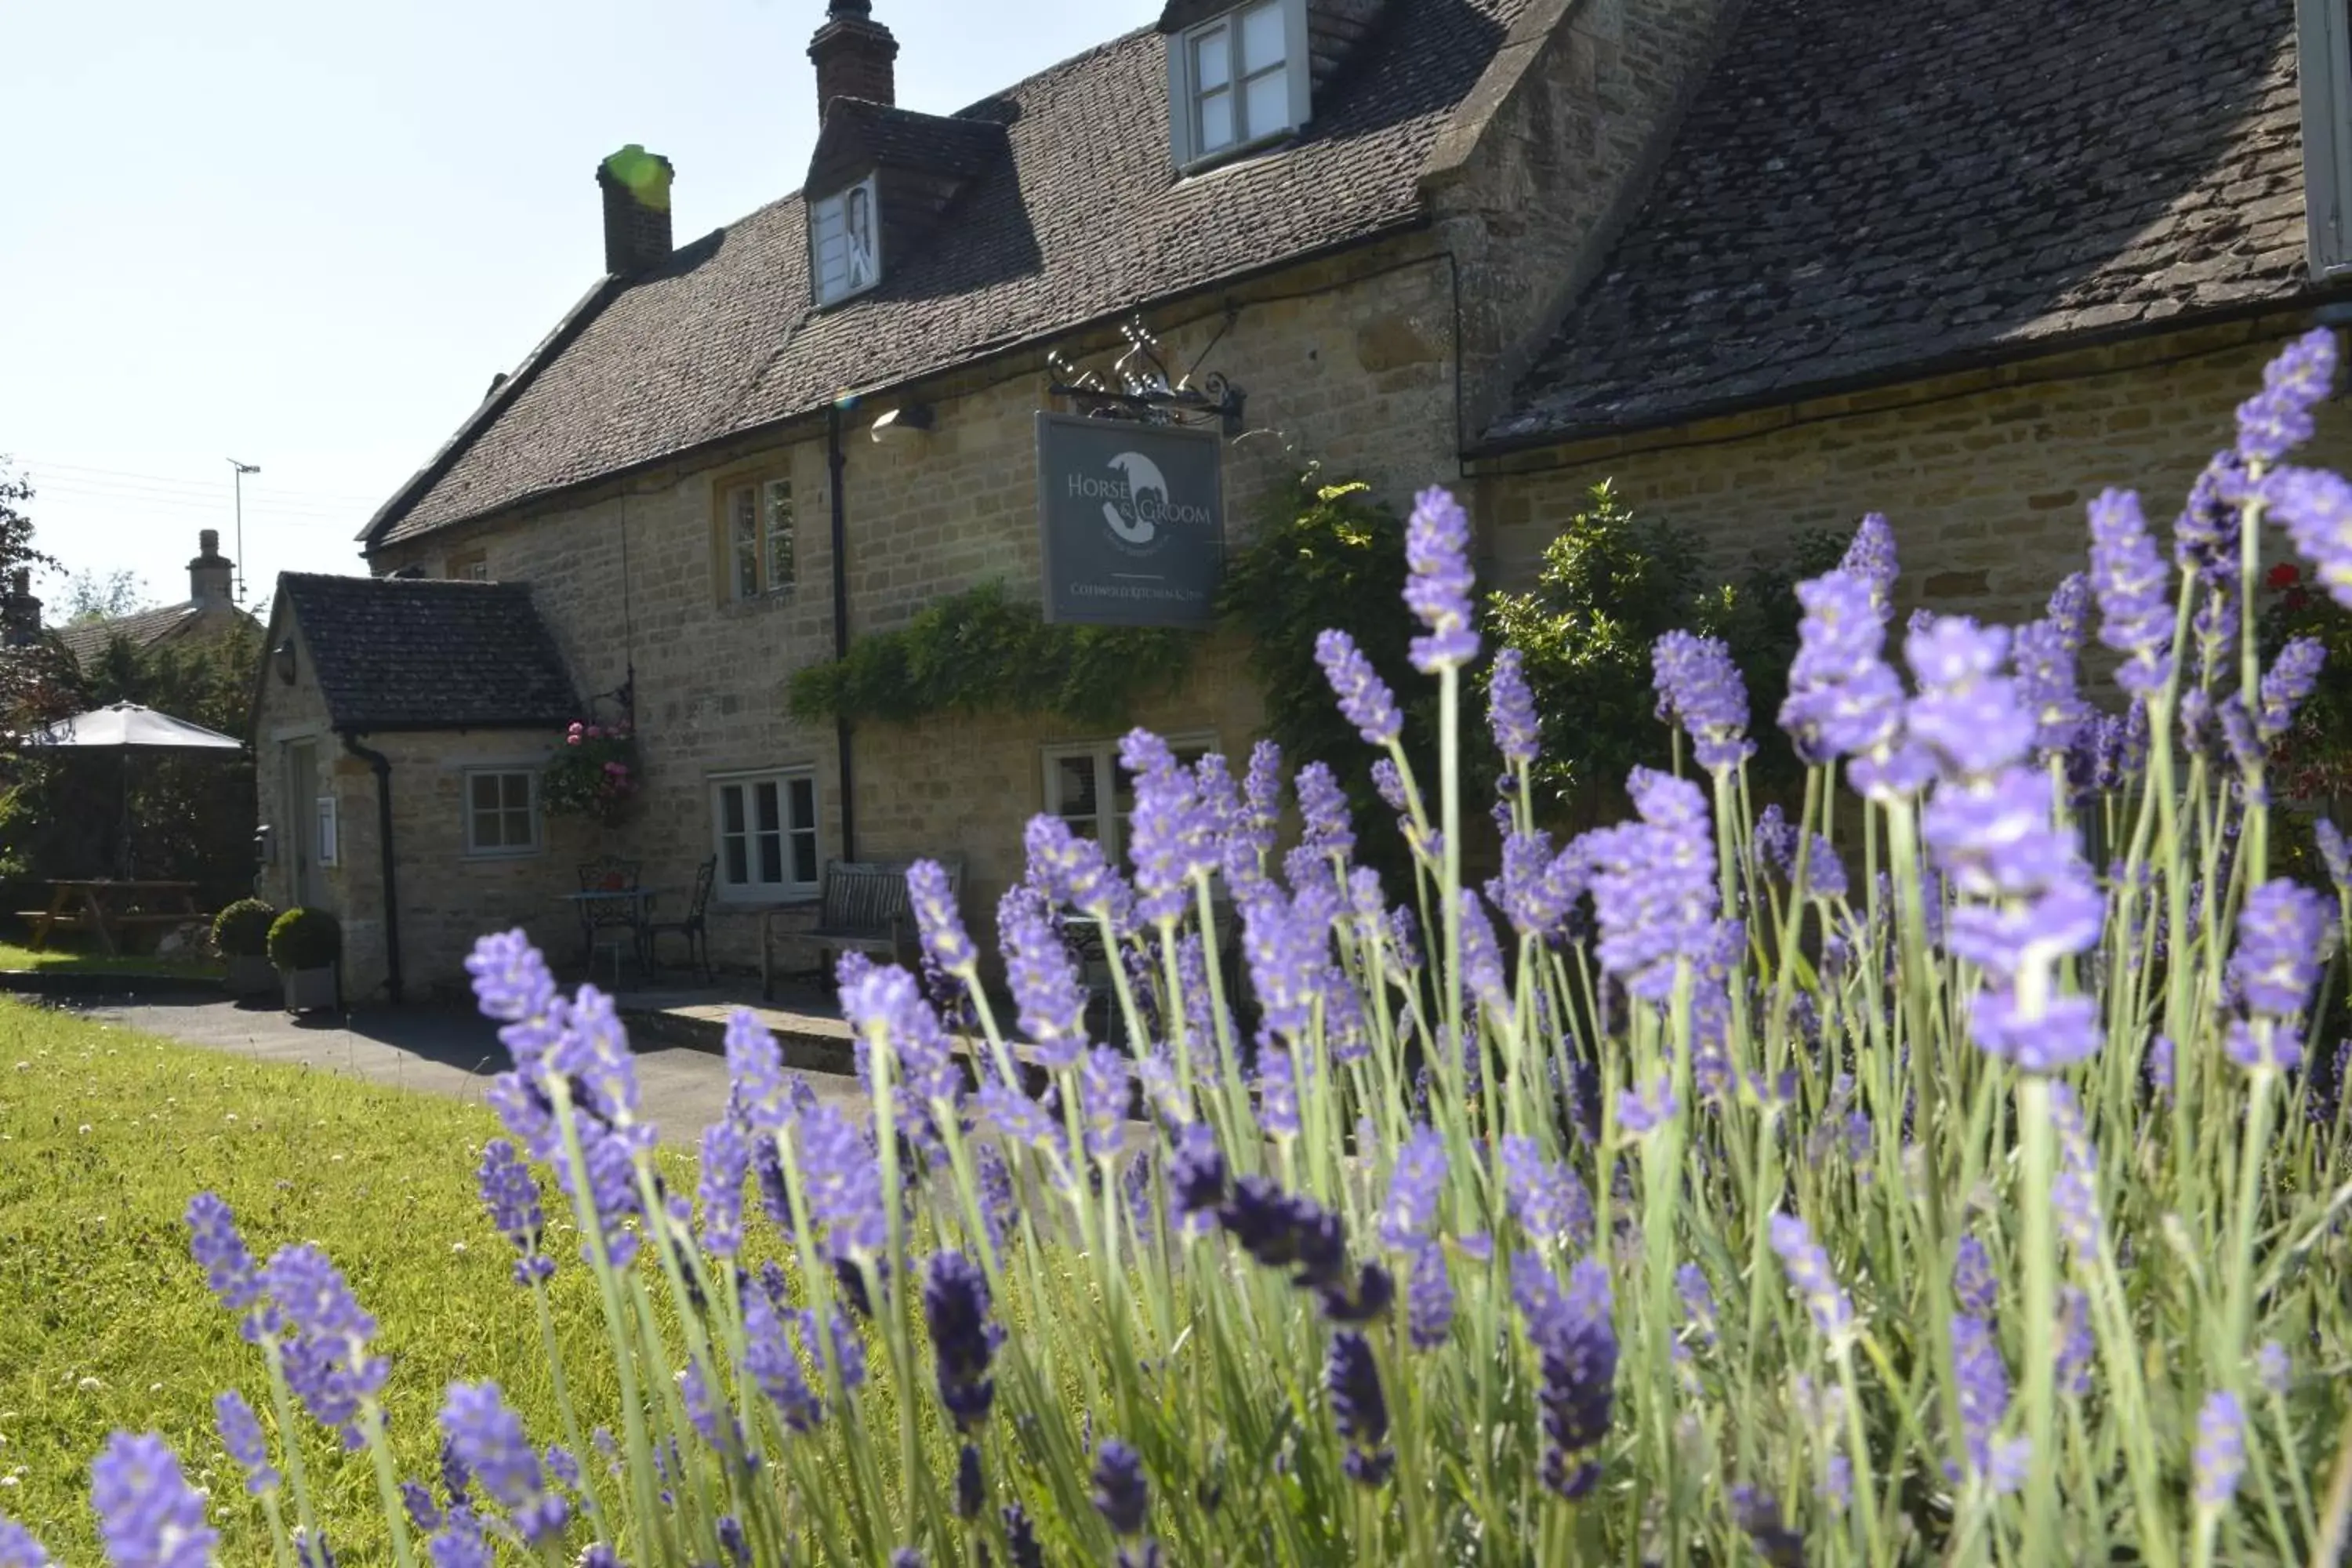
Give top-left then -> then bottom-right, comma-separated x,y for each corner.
314,795 -> 339,867
1168,0 -> 1308,169
1041,735 -> 1217,862
446,550 -> 490,581
725,477 -> 797,600
2302,1 -> 2352,276
463,769 -> 540,857
810,172 -> 882,305
711,769 -> 820,901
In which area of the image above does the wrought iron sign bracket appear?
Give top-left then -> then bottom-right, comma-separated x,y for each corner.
1048,311 -> 1247,437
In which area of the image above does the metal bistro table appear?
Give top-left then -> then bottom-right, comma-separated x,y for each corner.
26,879 -> 203,956
561,887 -> 661,984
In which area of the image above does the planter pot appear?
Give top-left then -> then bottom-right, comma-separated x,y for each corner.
281,964 -> 339,1014
225,955 -> 278,998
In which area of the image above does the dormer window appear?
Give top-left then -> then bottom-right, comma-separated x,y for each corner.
1168,0 -> 1309,170
2301,1 -> 2352,277
811,172 -> 882,305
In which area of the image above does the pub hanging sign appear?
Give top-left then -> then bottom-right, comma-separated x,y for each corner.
1035,412 -> 1225,628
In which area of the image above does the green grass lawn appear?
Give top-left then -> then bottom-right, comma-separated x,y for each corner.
0,939 -> 222,980
0,996 -> 641,1562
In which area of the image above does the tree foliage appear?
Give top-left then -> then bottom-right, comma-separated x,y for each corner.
63,568 -> 152,626
786,579 -> 1195,730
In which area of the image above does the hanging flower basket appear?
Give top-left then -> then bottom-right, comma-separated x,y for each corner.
543,719 -> 641,826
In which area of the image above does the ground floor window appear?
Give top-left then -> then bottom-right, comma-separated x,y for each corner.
464,769 -> 540,855
712,768 -> 819,899
1040,735 -> 1217,862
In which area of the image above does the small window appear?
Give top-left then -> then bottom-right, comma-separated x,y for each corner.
712,769 -> 820,900
809,172 -> 882,305
314,795 -> 339,867
1042,735 -> 1216,862
464,770 -> 540,856
446,550 -> 489,581
1171,0 -> 1305,169
724,477 -> 796,599
2301,1 -> 2352,275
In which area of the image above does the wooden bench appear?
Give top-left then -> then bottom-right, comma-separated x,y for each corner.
760,858 -> 963,1000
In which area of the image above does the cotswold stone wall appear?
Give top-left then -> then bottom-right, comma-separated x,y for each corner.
1475,315 -> 2352,631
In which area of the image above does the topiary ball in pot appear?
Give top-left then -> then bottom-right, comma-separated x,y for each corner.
212,898 -> 278,959
267,908 -> 342,1013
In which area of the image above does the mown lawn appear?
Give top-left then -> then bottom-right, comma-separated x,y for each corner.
0,996 -> 647,1563
0,939 -> 222,980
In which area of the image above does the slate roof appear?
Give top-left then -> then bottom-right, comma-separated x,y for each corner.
807,99 -> 1010,191
56,603 -> 212,666
277,574 -> 577,731
367,0 -> 1528,546
1483,0 -> 2318,448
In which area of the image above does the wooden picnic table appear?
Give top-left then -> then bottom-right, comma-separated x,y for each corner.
23,879 -> 203,956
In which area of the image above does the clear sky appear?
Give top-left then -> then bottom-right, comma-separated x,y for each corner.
1,0 -> 1160,615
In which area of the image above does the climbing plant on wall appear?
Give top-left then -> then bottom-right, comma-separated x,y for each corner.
785,579 -> 1194,730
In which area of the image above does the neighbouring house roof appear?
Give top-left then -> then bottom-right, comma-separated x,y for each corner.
274,574 -> 577,731
56,601 -> 252,667
365,0 -> 1530,548
1483,0 -> 2318,449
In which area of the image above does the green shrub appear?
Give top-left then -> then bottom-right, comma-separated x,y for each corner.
265,907 -> 339,971
211,898 -> 277,958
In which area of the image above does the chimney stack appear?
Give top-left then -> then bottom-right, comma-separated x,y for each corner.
597,145 -> 675,276
2,569 -> 40,647
189,529 -> 234,606
809,0 -> 898,124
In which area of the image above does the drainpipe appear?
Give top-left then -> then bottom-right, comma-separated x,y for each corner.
827,405 -> 858,862
339,731 -> 404,1004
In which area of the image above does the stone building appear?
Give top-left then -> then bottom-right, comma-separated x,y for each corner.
52,530 -> 257,666
1469,0 -> 2352,624
260,0 -> 2350,1000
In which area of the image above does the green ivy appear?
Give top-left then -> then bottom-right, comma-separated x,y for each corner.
786,579 -> 1194,730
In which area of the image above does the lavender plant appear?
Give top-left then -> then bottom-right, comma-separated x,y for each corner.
13,336 -> 2352,1566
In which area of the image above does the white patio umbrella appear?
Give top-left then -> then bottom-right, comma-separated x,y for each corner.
20,701 -> 244,878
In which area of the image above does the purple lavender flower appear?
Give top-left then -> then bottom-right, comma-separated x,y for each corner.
1754,805 -> 1798,880
1403,486 -> 1479,672
952,1443 -> 984,1522
1653,630 -> 1755,770
1406,1241 -> 1454,1349
1905,617 -> 2033,779
1577,768 -> 1716,1000
1242,741 -> 1283,855
2266,463 -> 2352,611
743,1286 -> 822,1432
1780,569 -> 1907,768
1511,1253 -> 1617,1497
1953,1235 -> 1997,1319
1169,1123 -> 1229,1224
0,1519 -> 50,1568
1614,1073 -> 1679,1135
1325,1331 -> 1396,1486
185,1192 -> 278,1342
2238,327 -> 2337,464
997,886 -> 1088,1069
441,1383 -> 567,1542
1489,829 -> 1570,939
2256,1341 -> 2290,1398
1316,630 -> 1405,745
923,1251 -> 1002,1432
1490,646 -> 1541,766
1079,1046 -> 1131,1159
89,1432 -> 216,1568
475,1139 -> 550,1284
1501,1134 -> 1595,1247
2317,820 -> 2352,895
1970,991 -> 2103,1074
2147,1033 -> 2177,1101
1458,888 -> 1509,1011
1950,1314 -> 2030,1494
2256,637 -> 2327,742
2088,489 -> 2176,696
718,1515 -> 752,1565
1240,884 -> 1333,1041
466,929 -> 561,1053
977,1081 -> 1058,1158
906,859 -> 975,976
2194,1391 -> 2246,1509
795,1102 -> 887,1261
1217,1174 -> 1347,1290
1002,1503 -> 1045,1568
1676,1263 -> 1717,1348
1769,1214 -> 1854,1343
1378,1125 -> 1447,1247
1255,1044 -> 1301,1138
423,1509 -> 490,1568
2013,615 -> 2088,757
1731,1484 -> 1806,1566
2048,1083 -> 2107,1261
1091,1439 -> 1150,1536
2177,452 -> 2249,576
1295,762 -> 1354,858
697,1119 -> 748,1261
263,1245 -> 389,1436
2231,879 -> 2331,1018
214,1391 -> 277,1495
1023,814 -> 1132,926
2056,1285 -> 2095,1398
1842,514 -> 1899,607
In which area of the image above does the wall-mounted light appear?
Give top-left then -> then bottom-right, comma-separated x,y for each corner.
274,639 -> 297,685
869,403 -> 936,443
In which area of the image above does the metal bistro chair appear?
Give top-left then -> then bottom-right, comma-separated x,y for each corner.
575,855 -> 645,985
646,857 -> 717,984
